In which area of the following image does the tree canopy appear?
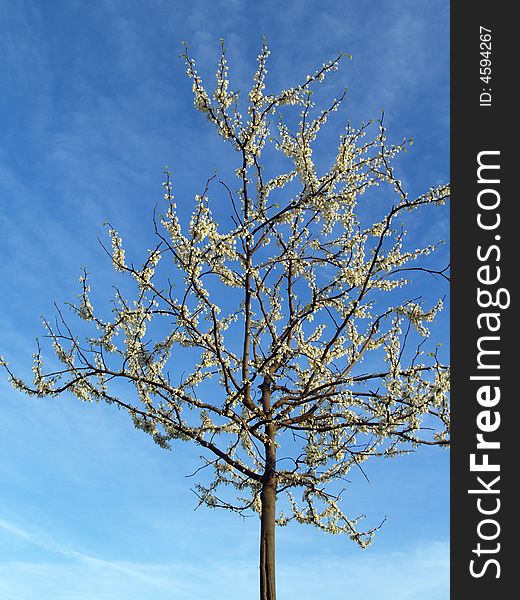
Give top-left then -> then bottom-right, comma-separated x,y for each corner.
2,40 -> 449,599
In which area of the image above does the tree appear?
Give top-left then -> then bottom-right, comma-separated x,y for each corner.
2,41 -> 450,600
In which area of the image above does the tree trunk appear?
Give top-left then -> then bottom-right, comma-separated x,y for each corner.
260,471 -> 277,600
259,378 -> 277,600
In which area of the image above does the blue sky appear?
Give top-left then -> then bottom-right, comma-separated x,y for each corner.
0,1 -> 449,598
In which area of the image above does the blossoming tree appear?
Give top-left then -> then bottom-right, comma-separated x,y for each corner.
3,41 -> 450,600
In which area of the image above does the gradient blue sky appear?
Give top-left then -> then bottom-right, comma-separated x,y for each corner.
0,1 -> 449,598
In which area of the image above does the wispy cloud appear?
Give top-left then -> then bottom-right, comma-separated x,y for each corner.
0,516 -> 447,600
0,517 -> 89,560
